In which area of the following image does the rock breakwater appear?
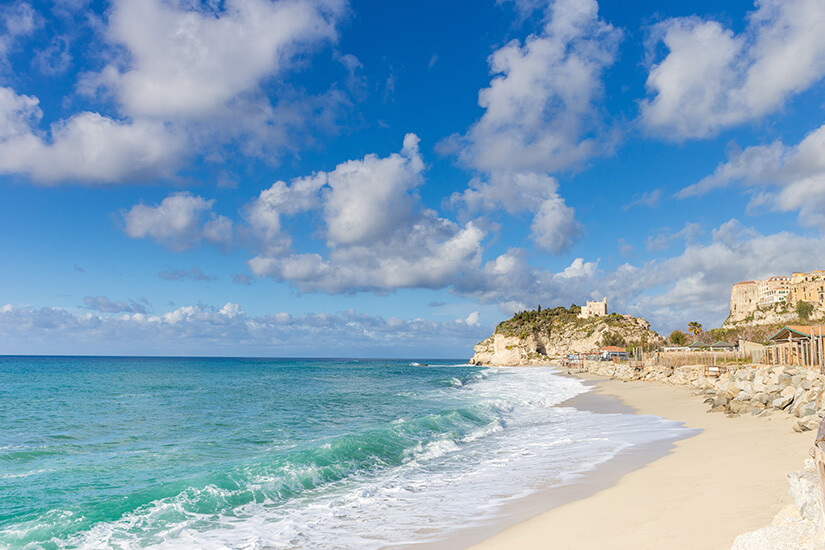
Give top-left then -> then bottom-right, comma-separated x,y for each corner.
582,360 -> 825,433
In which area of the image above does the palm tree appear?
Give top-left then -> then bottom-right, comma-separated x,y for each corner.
688,321 -> 703,342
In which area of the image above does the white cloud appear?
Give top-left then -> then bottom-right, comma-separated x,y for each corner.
624,188 -> 663,210
446,0 -> 621,174
463,311 -> 480,326
442,0 -> 617,255
457,219 -> 825,333
87,0 -> 345,119
641,0 -> 825,139
529,189 -> 578,254
0,302 -> 488,357
122,192 -> 233,251
158,267 -> 217,281
33,35 -> 72,75
246,172 -> 326,242
83,295 -> 148,314
323,133 -> 423,246
0,2 -> 40,63
250,216 -> 485,293
0,87 -> 185,184
681,122 -> 825,227
451,171 -> 578,254
0,0 -> 348,185
246,134 -> 487,293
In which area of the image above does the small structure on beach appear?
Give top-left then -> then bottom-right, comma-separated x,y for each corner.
599,345 -> 627,361
709,341 -> 736,351
767,325 -> 825,369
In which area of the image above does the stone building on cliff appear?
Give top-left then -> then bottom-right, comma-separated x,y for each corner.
579,297 -> 607,319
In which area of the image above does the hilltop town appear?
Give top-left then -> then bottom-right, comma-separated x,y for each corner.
726,270 -> 825,327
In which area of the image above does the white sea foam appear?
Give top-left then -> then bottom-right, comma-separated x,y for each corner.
58,367 -> 691,550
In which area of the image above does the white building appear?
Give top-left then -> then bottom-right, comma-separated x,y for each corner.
757,276 -> 790,307
579,297 -> 607,319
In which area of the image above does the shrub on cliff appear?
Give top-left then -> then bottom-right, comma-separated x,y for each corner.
601,331 -> 627,347
797,300 -> 814,321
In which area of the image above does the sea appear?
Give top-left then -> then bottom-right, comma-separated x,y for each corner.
0,356 -> 691,549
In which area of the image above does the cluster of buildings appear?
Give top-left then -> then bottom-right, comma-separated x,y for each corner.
730,271 -> 825,319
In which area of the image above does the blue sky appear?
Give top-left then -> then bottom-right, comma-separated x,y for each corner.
2,0 -> 825,357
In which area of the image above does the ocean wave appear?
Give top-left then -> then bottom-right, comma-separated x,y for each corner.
1,361 -> 692,550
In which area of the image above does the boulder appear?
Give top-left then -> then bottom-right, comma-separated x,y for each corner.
773,395 -> 794,410
730,522 -> 818,550
752,392 -> 770,405
795,401 -> 818,419
788,469 -> 821,522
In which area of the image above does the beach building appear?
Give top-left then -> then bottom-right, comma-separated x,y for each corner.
599,346 -> 627,361
709,341 -> 736,351
767,325 -> 825,369
578,297 -> 607,319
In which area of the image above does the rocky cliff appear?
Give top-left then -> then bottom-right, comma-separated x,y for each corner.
724,302 -> 825,328
468,305 -> 664,366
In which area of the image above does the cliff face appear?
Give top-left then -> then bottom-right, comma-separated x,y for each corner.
723,302 -> 824,329
469,309 -> 664,366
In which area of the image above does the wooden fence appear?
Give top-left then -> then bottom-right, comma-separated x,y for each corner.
651,351 -> 751,368
765,337 -> 825,372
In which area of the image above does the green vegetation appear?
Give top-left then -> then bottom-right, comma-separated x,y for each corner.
796,300 -> 814,321
600,331 -> 627,347
495,304 -> 581,338
669,330 -> 688,346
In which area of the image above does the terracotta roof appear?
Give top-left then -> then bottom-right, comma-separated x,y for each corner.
734,280 -> 757,285
600,346 -> 626,352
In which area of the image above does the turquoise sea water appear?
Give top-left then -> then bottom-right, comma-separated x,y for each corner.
1,357 -> 689,549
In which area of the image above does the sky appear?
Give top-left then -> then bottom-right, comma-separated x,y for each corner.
2,0 -> 825,357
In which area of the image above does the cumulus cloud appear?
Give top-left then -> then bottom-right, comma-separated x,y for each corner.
0,2 -> 40,63
122,193 -> 233,251
680,122 -> 825,227
0,302 -> 488,357
441,0 -> 617,255
641,0 -> 825,139
246,172 -> 326,243
451,172 -> 578,254
246,134 -> 486,293
0,87 -> 185,184
455,220 -> 825,332
445,0 -> 621,174
0,0 -> 348,185
323,133 -> 423,246
84,0 -> 344,119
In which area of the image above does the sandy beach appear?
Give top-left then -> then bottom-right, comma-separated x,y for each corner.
472,372 -> 814,550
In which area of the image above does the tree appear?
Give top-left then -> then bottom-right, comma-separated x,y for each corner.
601,331 -> 626,347
797,300 -> 814,321
669,330 -> 688,346
688,321 -> 703,342
537,304 -> 541,313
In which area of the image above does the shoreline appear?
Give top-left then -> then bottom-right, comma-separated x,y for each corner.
467,371 -> 813,550
418,367 -> 696,550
